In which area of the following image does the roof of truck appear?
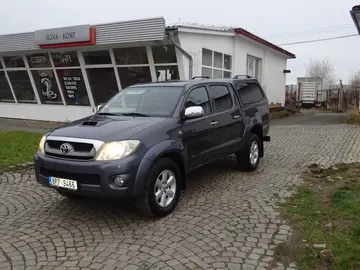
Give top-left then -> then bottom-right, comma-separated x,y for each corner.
128,77 -> 260,88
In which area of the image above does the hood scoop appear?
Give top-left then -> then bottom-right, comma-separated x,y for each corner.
81,121 -> 98,126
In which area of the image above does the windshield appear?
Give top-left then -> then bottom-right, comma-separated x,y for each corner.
98,86 -> 184,117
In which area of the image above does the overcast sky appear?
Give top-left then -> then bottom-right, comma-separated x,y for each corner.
0,0 -> 359,84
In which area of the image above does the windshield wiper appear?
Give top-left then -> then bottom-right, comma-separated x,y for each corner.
121,112 -> 149,117
97,112 -> 121,116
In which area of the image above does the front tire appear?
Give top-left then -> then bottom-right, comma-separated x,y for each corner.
136,158 -> 182,217
236,133 -> 261,171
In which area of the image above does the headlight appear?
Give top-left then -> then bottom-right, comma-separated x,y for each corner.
39,135 -> 46,153
95,140 -> 140,161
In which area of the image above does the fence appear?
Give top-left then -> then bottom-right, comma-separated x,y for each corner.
285,84 -> 360,112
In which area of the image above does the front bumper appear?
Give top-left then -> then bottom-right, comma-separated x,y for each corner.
34,151 -> 147,198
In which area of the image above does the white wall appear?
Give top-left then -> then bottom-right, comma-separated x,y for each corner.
177,31 -> 234,77
0,103 -> 94,122
178,30 -> 289,105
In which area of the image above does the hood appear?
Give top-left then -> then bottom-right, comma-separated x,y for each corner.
48,114 -> 167,142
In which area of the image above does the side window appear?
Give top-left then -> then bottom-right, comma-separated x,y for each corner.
208,85 -> 233,112
184,87 -> 211,115
238,83 -> 264,104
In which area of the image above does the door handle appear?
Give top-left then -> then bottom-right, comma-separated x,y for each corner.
210,121 -> 218,126
233,115 -> 240,119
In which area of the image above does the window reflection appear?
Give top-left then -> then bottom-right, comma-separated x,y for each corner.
113,47 -> 148,65
155,66 -> 179,81
7,71 -> 36,103
83,50 -> 111,65
152,45 -> 177,64
0,71 -> 15,102
118,67 -> 152,88
86,68 -> 119,105
3,56 -> 25,68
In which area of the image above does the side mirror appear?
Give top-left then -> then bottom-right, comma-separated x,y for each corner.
96,104 -> 104,112
184,106 -> 204,119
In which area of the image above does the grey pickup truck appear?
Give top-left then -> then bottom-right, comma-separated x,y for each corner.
35,76 -> 270,217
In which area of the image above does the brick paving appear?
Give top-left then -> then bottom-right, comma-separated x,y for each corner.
0,115 -> 359,269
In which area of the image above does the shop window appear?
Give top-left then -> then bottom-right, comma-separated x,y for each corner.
118,67 -> 152,89
27,53 -> 51,69
0,71 -> 15,102
31,70 -> 62,104
113,47 -> 148,65
56,69 -> 90,106
52,52 -> 80,67
152,45 -> 177,64
83,50 -> 111,65
201,48 -> 232,78
86,68 -> 119,105
202,48 -> 212,67
6,71 -> 37,103
155,66 -> 179,81
3,56 -> 25,68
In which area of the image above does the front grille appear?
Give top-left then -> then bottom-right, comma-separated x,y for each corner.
47,140 -> 93,152
40,167 -> 101,186
45,140 -> 95,160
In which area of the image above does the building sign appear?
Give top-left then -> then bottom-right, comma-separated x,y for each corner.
34,25 -> 91,45
62,76 -> 82,99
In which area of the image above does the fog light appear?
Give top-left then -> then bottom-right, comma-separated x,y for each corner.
112,176 -> 125,187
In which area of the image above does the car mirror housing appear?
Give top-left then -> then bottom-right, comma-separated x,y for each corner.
184,106 -> 204,119
96,104 -> 104,112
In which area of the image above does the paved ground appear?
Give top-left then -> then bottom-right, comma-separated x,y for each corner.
1,114 -> 360,270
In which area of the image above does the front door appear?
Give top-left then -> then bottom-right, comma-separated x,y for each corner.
181,86 -> 217,170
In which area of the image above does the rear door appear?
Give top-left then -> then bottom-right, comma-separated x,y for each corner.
207,83 -> 244,157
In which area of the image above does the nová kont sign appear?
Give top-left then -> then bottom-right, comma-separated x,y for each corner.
34,25 -> 91,45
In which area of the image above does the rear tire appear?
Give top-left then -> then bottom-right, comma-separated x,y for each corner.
135,158 -> 182,217
236,133 -> 261,172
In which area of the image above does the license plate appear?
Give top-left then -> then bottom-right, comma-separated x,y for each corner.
48,176 -> 78,191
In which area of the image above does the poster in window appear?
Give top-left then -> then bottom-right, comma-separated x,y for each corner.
56,69 -> 89,106
32,70 -> 62,104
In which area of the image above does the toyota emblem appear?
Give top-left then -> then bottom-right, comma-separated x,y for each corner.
59,143 -> 73,155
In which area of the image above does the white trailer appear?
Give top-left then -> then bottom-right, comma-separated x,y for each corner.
297,77 -> 322,107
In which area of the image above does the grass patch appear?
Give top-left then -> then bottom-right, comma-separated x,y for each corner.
346,109 -> 360,124
270,110 -> 291,120
0,131 -> 42,171
275,163 -> 360,270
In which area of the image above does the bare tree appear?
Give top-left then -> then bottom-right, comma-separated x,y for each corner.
350,70 -> 360,88
305,58 -> 335,86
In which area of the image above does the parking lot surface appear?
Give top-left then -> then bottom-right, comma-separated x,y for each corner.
1,114 -> 360,270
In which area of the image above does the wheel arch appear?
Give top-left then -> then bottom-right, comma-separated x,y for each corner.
134,141 -> 186,197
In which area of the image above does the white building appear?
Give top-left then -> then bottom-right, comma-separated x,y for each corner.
0,17 -> 295,122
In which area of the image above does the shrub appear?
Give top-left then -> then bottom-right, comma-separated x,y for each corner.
346,109 -> 360,124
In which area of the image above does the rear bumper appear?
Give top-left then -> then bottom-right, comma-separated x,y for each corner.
34,151 -> 150,198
